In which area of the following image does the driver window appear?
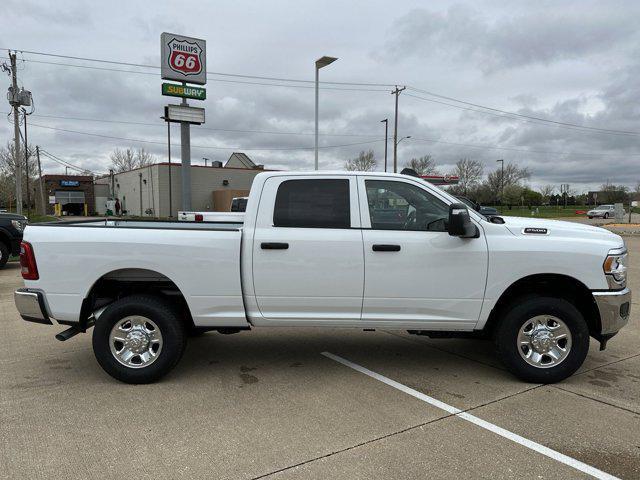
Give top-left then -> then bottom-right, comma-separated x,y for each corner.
365,180 -> 449,232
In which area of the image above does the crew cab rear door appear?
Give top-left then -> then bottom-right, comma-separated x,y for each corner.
251,175 -> 364,324
357,175 -> 488,329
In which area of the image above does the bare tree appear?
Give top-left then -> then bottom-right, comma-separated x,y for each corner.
538,184 -> 555,203
404,155 -> 437,175
0,141 -> 38,208
345,150 -> 376,171
486,163 -> 530,200
454,158 -> 483,195
110,147 -> 155,173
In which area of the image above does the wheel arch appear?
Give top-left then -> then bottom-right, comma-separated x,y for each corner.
483,273 -> 601,338
80,268 -> 193,331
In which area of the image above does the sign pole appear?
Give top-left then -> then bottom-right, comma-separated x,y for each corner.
161,33 -> 206,213
167,120 -> 173,217
180,84 -> 192,211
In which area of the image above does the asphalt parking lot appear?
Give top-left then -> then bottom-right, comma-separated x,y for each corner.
1,238 -> 639,479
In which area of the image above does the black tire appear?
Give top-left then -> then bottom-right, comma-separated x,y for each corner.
494,296 -> 589,383
0,242 -> 8,268
92,295 -> 187,384
604,213 -> 609,219
588,216 -> 593,219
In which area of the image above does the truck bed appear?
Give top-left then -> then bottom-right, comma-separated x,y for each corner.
52,219 -> 243,230
23,220 -> 248,328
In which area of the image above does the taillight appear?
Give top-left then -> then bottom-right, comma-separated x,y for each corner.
195,214 -> 203,222
20,241 -> 39,280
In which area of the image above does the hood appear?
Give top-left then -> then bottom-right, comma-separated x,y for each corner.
0,212 -> 27,221
499,216 -> 623,246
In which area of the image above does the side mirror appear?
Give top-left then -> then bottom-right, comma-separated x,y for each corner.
448,203 -> 478,238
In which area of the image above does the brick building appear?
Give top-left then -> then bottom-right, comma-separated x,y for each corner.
41,175 -> 95,216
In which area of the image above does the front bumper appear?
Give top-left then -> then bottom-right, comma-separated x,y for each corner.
10,238 -> 21,256
14,288 -> 52,325
592,288 -> 631,335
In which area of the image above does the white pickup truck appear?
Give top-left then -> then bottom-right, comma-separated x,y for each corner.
15,171 -> 630,384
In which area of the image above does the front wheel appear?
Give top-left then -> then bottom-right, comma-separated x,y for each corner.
603,213 -> 609,219
494,296 -> 589,383
92,295 -> 187,384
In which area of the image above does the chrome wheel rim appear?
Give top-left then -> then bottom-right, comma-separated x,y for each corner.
109,316 -> 163,369
517,315 -> 572,368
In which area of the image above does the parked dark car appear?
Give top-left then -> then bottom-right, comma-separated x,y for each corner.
456,196 -> 499,217
0,213 -> 27,268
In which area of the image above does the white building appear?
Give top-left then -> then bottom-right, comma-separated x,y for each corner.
95,153 -> 267,217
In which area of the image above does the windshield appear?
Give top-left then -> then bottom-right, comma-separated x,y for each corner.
595,205 -> 612,210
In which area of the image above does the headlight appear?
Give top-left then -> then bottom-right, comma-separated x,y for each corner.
603,250 -> 628,287
11,219 -> 26,232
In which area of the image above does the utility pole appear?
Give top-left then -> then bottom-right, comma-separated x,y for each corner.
9,52 -> 22,214
391,86 -> 406,173
23,109 -> 30,218
139,173 -> 143,216
35,146 -> 45,215
381,119 -> 388,172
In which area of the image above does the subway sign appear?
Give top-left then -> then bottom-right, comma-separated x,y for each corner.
162,83 -> 206,100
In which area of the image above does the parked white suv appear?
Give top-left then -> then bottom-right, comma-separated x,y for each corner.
15,171 -> 631,384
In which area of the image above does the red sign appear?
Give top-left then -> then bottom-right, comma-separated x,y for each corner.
166,38 -> 203,76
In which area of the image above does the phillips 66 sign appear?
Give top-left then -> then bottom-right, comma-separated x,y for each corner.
161,33 -> 206,85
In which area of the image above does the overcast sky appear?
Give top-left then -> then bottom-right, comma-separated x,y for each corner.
2,0 -> 639,192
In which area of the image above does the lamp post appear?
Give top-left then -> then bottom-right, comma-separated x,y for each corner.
496,159 -> 504,207
314,56 -> 338,170
381,119 -> 388,172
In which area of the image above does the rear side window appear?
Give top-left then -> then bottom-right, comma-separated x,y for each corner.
273,179 -> 350,228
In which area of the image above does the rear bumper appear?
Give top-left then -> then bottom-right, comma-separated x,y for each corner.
14,288 -> 52,325
592,288 -> 631,335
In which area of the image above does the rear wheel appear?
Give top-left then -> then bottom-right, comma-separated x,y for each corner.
604,212 -> 609,219
494,296 -> 589,383
0,242 -> 8,268
92,295 -> 186,384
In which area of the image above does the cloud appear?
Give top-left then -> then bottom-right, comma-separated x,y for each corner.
379,3 -> 640,73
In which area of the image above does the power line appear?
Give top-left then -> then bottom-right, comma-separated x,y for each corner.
29,122 -> 384,151
5,49 -> 395,87
31,113 -> 381,138
405,92 -> 640,138
39,148 -> 95,174
409,136 -> 640,157
406,87 -> 640,137
7,48 -> 638,136
1,57 -> 388,92
28,120 -> 640,159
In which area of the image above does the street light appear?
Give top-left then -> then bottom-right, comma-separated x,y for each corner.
314,56 -> 338,170
496,159 -> 504,207
397,135 -> 411,145
381,119 -> 388,172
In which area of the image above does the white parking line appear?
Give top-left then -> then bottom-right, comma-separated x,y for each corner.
322,351 -> 620,480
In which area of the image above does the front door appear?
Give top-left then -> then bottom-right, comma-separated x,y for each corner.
252,175 -> 364,325
358,176 -> 488,330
